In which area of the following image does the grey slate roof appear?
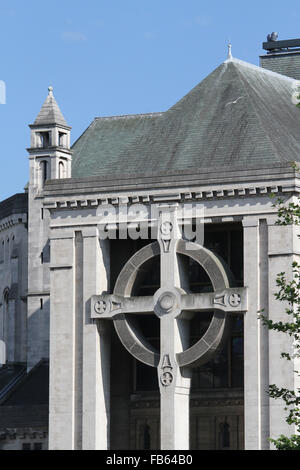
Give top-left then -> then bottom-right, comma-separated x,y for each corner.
0,362 -> 49,430
0,193 -> 28,220
71,58 -> 300,179
33,90 -> 68,127
72,113 -> 163,178
0,361 -> 49,406
0,365 -> 25,402
0,360 -> 49,434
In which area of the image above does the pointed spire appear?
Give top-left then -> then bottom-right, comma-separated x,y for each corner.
227,42 -> 233,60
33,86 -> 68,127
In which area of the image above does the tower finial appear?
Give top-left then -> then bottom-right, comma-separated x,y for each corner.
48,85 -> 53,95
227,41 -> 232,60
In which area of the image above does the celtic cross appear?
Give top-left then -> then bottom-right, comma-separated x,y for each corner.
91,204 -> 247,449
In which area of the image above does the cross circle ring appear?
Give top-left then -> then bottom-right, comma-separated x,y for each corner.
112,239 -> 232,368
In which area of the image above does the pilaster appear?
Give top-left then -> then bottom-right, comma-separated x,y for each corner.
243,216 -> 269,449
48,230 -> 76,449
81,227 -> 111,450
267,220 -> 300,443
48,226 -> 111,450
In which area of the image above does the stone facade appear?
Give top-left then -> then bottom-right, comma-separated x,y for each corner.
45,170 -> 300,450
1,40 -> 300,450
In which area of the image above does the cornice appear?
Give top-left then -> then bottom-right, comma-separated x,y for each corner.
27,146 -> 72,156
29,123 -> 71,131
0,427 -> 48,439
43,182 -> 297,210
0,214 -> 27,233
43,163 -> 300,210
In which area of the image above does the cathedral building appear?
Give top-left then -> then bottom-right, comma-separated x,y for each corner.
0,36 -> 300,450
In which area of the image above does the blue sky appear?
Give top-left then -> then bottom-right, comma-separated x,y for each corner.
0,0 -> 299,201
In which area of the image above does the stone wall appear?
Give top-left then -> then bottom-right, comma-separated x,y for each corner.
0,194 -> 28,365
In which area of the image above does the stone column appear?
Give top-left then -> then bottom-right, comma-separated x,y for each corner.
267,221 -> 300,442
81,228 -> 110,450
243,217 -> 269,449
49,226 -> 111,450
48,229 -> 76,449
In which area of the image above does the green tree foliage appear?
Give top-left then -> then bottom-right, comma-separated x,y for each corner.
259,95 -> 300,449
295,83 -> 300,109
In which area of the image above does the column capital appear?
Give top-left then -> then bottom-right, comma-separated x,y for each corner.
268,223 -> 300,256
242,216 -> 259,228
81,226 -> 99,238
266,216 -> 280,227
50,228 -> 75,240
157,203 -> 179,212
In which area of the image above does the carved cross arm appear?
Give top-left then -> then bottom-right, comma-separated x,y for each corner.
181,287 -> 248,314
91,294 -> 154,319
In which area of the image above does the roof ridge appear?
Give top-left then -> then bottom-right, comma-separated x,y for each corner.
93,112 -> 164,121
234,59 -> 300,165
232,62 -> 283,164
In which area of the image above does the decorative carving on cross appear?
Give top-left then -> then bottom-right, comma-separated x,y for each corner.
160,354 -> 174,387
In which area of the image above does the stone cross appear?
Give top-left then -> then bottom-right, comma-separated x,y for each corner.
91,205 -> 247,449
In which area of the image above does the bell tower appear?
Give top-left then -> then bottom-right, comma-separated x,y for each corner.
27,87 -> 71,370
28,86 -> 71,188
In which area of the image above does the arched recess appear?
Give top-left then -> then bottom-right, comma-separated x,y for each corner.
40,160 -> 49,185
58,160 -> 66,179
0,287 -> 10,364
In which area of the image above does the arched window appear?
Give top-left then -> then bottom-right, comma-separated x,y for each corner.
58,161 -> 65,179
58,132 -> 67,148
3,288 -> 9,305
40,160 -> 49,185
143,425 -> 151,450
0,240 -> 4,263
219,419 -> 230,448
1,288 -> 10,364
139,423 -> 151,450
5,237 -> 9,263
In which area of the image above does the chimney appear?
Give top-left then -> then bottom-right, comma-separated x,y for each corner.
260,33 -> 300,80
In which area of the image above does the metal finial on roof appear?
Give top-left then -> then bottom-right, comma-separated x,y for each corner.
227,42 -> 232,60
48,85 -> 53,95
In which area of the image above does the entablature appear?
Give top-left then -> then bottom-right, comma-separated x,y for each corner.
0,214 -> 27,233
43,162 -> 300,211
